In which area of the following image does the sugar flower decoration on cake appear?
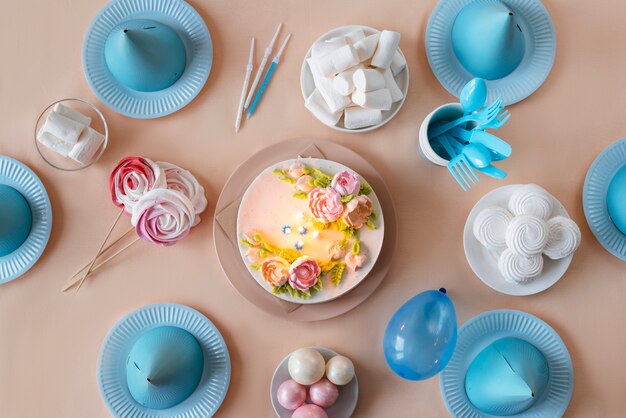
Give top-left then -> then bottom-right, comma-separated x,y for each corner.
110,156 -> 166,213
261,257 -> 290,286
295,175 -> 315,192
342,195 -> 373,229
131,189 -> 196,246
309,188 -> 344,223
287,159 -> 306,178
288,256 -> 321,291
157,162 -> 207,226
331,170 -> 361,196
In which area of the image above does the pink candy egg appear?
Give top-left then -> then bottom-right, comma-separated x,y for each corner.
309,378 -> 339,408
292,403 -> 329,418
277,379 -> 306,410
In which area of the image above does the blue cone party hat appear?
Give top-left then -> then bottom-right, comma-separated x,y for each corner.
0,184 -> 32,257
452,0 -> 525,80
465,338 -> 549,416
126,326 -> 204,409
607,165 -> 626,235
105,19 -> 186,92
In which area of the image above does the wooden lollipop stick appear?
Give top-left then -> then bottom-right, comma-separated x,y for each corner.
62,227 -> 135,291
63,235 -> 140,291
75,208 -> 126,292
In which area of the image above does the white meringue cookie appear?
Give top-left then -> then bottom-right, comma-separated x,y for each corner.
508,184 -> 554,220
498,248 -> 544,284
157,162 -> 207,226
543,216 -> 581,260
473,206 -> 513,250
506,215 -> 549,256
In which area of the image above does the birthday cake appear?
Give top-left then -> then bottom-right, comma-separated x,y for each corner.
237,158 -> 384,304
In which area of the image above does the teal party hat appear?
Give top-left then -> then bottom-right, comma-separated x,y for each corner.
105,19 -> 186,92
452,0 -> 525,80
126,326 -> 204,409
0,184 -> 32,257
465,338 -> 549,415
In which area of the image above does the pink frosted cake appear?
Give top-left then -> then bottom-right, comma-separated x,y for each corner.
237,158 -> 384,304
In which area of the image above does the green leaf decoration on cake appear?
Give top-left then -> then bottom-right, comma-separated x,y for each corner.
292,192 -> 308,199
330,263 -> 346,286
311,277 -> 323,292
352,239 -> 361,255
312,220 -> 329,230
313,177 -> 331,188
278,248 -> 300,264
249,264 -> 260,270
359,182 -> 372,196
365,219 -> 376,230
341,194 -> 354,203
370,210 -> 377,220
240,239 -> 252,247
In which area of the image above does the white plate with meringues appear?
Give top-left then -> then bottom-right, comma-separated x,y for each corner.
237,158 -> 384,305
301,25 -> 409,132
464,184 -> 580,296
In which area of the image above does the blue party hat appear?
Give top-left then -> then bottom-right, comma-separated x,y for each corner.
465,338 -> 549,415
0,184 -> 32,257
105,19 -> 186,92
452,0 -> 525,80
126,326 -> 204,409
607,165 -> 626,235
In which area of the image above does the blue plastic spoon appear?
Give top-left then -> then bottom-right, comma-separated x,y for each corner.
461,143 -> 491,168
460,78 -> 487,115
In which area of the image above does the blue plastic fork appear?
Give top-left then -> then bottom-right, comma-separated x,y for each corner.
449,126 -> 512,158
437,133 -> 479,191
429,98 -> 503,138
475,109 -> 511,131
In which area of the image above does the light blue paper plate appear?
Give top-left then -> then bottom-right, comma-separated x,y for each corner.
0,156 -> 52,284
83,0 -> 213,119
426,0 -> 556,105
440,310 -> 573,418
97,303 -> 231,418
583,138 -> 626,261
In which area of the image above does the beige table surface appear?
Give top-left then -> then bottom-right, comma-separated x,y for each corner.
1,0 -> 625,417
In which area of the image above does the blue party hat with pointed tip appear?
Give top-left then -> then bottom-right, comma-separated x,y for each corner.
465,338 -> 549,415
0,184 -> 32,257
104,19 -> 186,92
126,326 -> 204,409
452,0 -> 525,80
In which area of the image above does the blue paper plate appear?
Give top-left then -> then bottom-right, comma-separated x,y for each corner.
97,303 -> 231,418
83,0 -> 213,119
440,310 -> 573,418
426,0 -> 556,105
0,156 -> 52,284
583,138 -> 626,261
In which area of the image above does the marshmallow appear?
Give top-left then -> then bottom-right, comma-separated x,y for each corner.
344,29 -> 366,44
68,127 -> 105,165
383,69 -> 404,103
42,111 -> 86,144
473,206 -> 513,250
353,69 -> 386,92
505,215 -> 548,257
37,128 -> 73,157
312,38 -> 347,58
332,64 -> 364,96
353,33 -> 380,62
390,51 -> 407,76
371,30 -> 401,70
498,248 -> 544,284
315,45 -> 360,77
543,216 -> 581,260
508,184 -> 554,220
305,89 -> 342,126
344,107 -> 382,129
53,103 -> 92,126
307,58 -> 351,113
351,89 -> 392,111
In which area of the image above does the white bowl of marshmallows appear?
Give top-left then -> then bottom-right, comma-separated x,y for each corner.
301,25 -> 408,132
464,184 -> 581,296
35,98 -> 108,171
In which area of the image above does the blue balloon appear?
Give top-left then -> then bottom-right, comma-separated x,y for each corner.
384,289 -> 458,380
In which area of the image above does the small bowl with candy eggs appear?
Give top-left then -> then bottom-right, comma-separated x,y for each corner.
35,98 -> 108,171
271,347 -> 358,418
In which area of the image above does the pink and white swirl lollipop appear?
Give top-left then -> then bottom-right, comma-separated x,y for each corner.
109,156 -> 166,213
157,161 -> 207,226
131,188 -> 196,246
